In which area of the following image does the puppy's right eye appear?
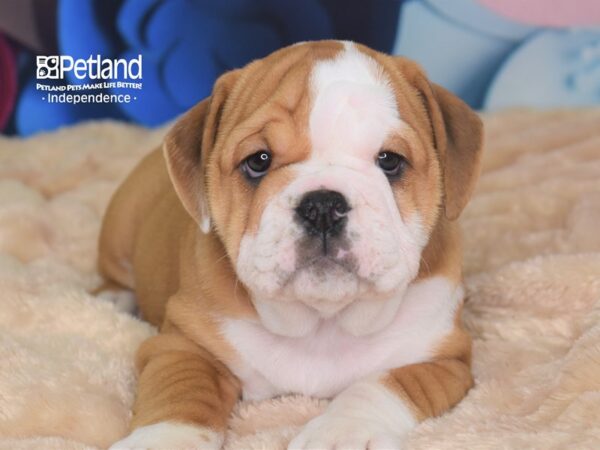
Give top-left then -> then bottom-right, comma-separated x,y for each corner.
242,150 -> 272,180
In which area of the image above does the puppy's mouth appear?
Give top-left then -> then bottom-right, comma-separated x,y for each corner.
296,253 -> 357,273
279,234 -> 361,296
246,235 -> 408,332
275,240 -> 365,316
295,232 -> 357,270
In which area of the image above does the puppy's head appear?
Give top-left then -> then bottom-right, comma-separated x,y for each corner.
164,41 -> 483,337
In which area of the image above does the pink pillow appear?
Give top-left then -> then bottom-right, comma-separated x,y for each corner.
0,34 -> 17,131
477,0 -> 600,27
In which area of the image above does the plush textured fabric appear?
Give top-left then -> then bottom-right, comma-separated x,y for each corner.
0,109 -> 599,449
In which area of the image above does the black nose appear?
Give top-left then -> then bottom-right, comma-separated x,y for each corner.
295,190 -> 350,237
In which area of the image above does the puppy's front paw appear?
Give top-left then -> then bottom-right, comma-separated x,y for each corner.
287,413 -> 405,450
109,422 -> 223,450
289,379 -> 416,449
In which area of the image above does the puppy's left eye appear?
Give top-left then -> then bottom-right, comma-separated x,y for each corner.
376,151 -> 406,178
242,150 -> 272,180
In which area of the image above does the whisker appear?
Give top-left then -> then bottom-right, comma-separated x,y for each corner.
214,252 -> 230,265
420,254 -> 432,276
233,277 -> 240,303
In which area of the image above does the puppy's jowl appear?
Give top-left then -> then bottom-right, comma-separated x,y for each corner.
101,41 -> 483,449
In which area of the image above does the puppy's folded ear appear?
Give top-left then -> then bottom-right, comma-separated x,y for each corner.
399,59 -> 484,220
163,70 -> 240,233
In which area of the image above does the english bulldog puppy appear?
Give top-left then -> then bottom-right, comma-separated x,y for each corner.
101,40 -> 483,450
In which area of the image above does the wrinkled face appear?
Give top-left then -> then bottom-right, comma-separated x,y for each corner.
201,42 -> 445,337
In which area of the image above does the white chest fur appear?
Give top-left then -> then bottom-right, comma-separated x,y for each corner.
220,276 -> 463,400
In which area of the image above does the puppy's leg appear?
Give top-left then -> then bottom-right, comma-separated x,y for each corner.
289,358 -> 472,450
110,333 -> 240,450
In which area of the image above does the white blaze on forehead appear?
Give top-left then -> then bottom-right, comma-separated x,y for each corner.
309,42 -> 401,161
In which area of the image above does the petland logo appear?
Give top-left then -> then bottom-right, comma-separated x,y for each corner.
37,55 -> 142,80
35,55 -> 143,105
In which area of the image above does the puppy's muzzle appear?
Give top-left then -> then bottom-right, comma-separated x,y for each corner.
295,190 -> 350,253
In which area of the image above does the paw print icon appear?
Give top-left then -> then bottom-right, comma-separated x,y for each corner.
37,56 -> 60,79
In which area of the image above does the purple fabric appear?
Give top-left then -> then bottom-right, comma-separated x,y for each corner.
0,33 -> 17,131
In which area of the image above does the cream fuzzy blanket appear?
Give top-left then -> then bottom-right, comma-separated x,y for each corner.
0,109 -> 599,449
